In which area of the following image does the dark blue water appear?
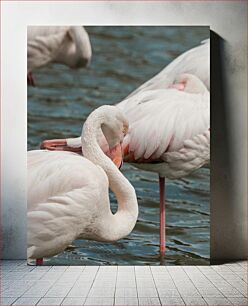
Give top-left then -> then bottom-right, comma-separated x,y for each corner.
28,26 -> 210,265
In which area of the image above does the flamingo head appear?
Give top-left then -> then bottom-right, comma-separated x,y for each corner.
94,106 -> 129,168
100,107 -> 129,149
40,106 -> 129,169
170,73 -> 208,94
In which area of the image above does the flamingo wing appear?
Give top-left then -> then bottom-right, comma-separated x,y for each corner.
118,89 -> 209,163
27,150 -> 108,259
160,130 -> 210,178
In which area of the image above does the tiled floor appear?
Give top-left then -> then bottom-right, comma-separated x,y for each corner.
1,260 -> 247,305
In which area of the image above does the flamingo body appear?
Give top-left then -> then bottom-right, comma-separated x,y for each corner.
28,106 -> 138,260
118,87 -> 210,178
119,74 -> 210,255
28,150 -> 108,259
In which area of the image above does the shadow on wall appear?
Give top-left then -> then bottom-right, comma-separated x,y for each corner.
210,31 -> 244,263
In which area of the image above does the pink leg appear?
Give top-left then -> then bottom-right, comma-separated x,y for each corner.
36,258 -> 43,266
27,72 -> 35,87
159,176 -> 165,256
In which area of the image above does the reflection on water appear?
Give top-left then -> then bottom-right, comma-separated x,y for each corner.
28,26 -> 210,265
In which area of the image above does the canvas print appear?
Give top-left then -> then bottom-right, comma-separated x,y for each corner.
27,26 -> 210,265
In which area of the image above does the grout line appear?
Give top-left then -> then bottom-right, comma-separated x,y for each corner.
196,266 -> 230,298
113,266 -> 118,305
212,267 -> 247,297
60,265 -> 87,304
232,269 -> 247,282
226,296 -> 248,306
134,266 -> 139,304
2,262 -> 247,306
9,297 -> 19,306
149,265 -> 162,306
35,296 -> 42,306
18,266 -> 67,299
182,266 -> 207,301
165,267 -> 186,305
83,266 -> 100,305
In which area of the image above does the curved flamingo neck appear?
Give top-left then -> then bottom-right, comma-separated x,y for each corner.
81,108 -> 138,241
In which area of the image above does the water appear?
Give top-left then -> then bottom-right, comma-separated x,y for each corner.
28,26 -> 210,265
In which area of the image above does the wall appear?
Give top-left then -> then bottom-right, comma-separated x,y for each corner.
1,1 -> 247,260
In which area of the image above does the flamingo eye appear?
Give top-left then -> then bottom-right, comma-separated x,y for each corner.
122,126 -> 128,136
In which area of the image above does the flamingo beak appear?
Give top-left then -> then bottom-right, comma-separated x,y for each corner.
169,82 -> 185,91
40,139 -> 123,169
108,143 -> 123,169
40,139 -> 82,153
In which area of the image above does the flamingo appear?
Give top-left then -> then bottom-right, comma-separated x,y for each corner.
118,74 -> 210,255
41,74 -> 209,257
27,26 -> 92,86
28,105 -> 138,265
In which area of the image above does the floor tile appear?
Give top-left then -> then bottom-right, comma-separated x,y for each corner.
204,297 -> 233,305
12,297 -> 41,305
228,297 -> 248,305
177,288 -> 201,297
61,297 -> 86,305
67,285 -> 91,297
88,287 -> 115,298
137,287 -> 158,297
138,297 -> 161,305
157,288 -> 180,297
0,297 -> 18,305
116,280 -> 136,287
45,285 -> 73,297
37,297 -> 64,305
136,278 -> 155,287
217,286 -> 244,297
1,260 -> 247,306
182,297 -> 207,305
85,297 -> 114,305
197,287 -> 224,297
115,287 -> 137,297
115,297 -> 138,305
118,266 -> 134,272
160,297 -> 185,305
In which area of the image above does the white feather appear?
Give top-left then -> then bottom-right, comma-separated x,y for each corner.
27,26 -> 92,72
118,75 -> 210,178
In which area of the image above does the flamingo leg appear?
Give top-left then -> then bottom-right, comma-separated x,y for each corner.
159,176 -> 166,256
27,72 -> 35,87
36,258 -> 43,266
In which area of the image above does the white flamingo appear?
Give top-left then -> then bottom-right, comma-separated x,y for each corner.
27,26 -> 92,85
28,106 -> 138,265
119,74 -> 210,254
42,74 -> 209,256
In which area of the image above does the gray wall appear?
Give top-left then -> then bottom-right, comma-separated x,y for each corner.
1,1 -> 246,260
